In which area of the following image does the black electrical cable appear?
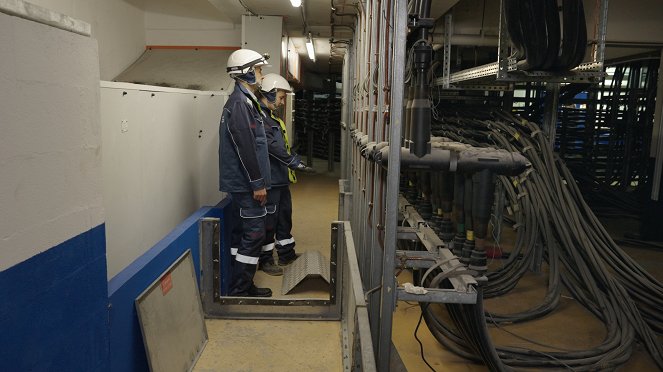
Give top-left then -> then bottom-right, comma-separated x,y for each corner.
404,107 -> 663,370
414,304 -> 438,372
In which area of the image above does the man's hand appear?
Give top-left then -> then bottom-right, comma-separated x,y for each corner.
253,188 -> 267,205
295,162 -> 316,174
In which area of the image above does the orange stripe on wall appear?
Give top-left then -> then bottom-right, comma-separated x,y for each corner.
146,45 -> 241,51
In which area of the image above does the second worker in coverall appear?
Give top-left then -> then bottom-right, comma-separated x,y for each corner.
256,73 -> 314,275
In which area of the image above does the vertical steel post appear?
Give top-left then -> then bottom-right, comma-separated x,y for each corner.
496,0 -> 510,80
442,14 -> 452,89
366,0 -> 382,348
543,83 -> 560,149
651,49 -> 663,200
341,51 -> 350,179
592,0 -> 609,65
377,0 -> 406,369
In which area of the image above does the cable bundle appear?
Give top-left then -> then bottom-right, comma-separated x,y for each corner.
503,0 -> 587,71
410,109 -> 663,370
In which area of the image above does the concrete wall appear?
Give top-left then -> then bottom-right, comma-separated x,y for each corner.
101,82 -> 226,279
0,3 -> 109,370
25,0 -> 146,80
242,15 -> 284,75
144,0 -> 240,47
0,4 -> 104,272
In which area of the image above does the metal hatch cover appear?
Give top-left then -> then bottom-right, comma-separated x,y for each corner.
281,251 -> 331,295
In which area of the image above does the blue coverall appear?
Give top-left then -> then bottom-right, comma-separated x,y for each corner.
259,103 -> 302,265
219,83 -> 272,295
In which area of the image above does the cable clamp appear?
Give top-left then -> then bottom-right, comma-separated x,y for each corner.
530,129 -> 542,138
522,145 -> 533,152
513,223 -> 523,230
519,168 -> 534,184
517,192 -> 528,199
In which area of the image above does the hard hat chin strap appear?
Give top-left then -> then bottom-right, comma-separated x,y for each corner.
262,90 -> 277,103
235,70 -> 257,85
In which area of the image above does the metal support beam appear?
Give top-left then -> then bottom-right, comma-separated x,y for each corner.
377,0 -> 406,369
400,196 -> 478,293
442,14 -> 452,89
395,250 -> 440,269
543,83 -> 560,148
397,287 -> 477,304
651,49 -> 663,201
434,0 -> 608,87
592,0 -> 609,65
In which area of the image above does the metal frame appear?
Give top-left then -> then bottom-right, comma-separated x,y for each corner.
199,218 -> 342,319
651,49 -> 663,201
375,0 -> 407,369
342,0 -> 484,369
441,13 -> 452,89
436,0 -> 610,87
398,196 -> 478,295
339,220 -> 378,372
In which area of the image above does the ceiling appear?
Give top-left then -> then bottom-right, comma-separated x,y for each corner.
140,0 -> 663,79
206,0 -> 458,74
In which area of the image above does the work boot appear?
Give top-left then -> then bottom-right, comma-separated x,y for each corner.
259,261 -> 284,276
247,285 -> 272,297
278,253 -> 301,266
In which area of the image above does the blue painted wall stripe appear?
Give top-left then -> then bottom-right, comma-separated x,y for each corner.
108,200 -> 230,372
0,224 -> 109,372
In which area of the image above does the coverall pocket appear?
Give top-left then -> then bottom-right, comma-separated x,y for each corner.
266,204 -> 277,214
239,206 -> 267,219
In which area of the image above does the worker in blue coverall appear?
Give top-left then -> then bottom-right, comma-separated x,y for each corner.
219,49 -> 273,297
256,74 -> 314,275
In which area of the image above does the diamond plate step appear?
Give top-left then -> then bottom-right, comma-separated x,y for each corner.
281,251 -> 330,295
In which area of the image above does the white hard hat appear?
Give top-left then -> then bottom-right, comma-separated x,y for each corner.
260,73 -> 292,93
226,49 -> 269,76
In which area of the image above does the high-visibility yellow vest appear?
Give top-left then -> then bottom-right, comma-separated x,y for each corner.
270,111 -> 297,184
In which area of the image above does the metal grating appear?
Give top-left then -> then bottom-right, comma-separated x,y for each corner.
281,251 -> 331,295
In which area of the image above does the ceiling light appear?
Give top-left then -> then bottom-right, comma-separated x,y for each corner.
305,34 -> 316,62
290,0 -> 302,7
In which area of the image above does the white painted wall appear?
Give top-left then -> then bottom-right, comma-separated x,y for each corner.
0,8 -> 103,271
100,82 -> 226,279
242,15 -> 284,76
24,0 -> 146,80
144,0 -> 240,47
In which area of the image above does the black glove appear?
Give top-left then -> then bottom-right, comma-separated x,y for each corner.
295,162 -> 316,174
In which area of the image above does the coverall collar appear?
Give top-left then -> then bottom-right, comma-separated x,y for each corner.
235,82 -> 264,115
235,82 -> 259,103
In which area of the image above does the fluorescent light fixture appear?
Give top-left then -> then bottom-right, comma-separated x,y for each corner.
290,0 -> 301,7
305,33 -> 316,62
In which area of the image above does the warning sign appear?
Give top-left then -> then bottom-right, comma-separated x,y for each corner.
160,273 -> 173,295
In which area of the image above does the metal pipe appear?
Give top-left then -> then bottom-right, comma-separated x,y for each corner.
377,146 -> 531,176
410,44 -> 432,157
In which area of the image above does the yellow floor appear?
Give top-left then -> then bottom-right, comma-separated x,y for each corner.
194,319 -> 342,372
196,159 -> 662,371
194,161 -> 343,372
